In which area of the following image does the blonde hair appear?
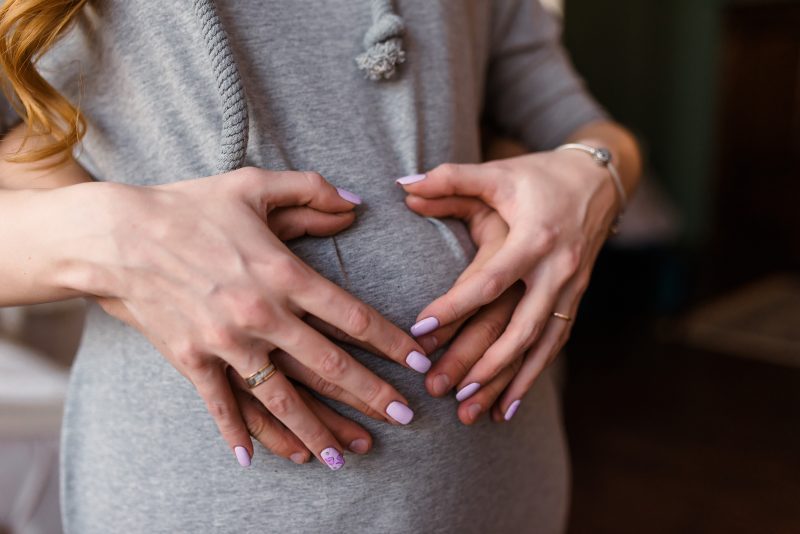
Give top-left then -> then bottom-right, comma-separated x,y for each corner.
0,0 -> 87,164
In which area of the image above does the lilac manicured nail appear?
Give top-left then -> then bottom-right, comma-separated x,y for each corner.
386,401 -> 415,425
406,350 -> 432,373
455,382 -> 481,402
410,317 -> 439,337
336,187 -> 362,205
320,447 -> 345,471
234,446 -> 251,468
290,452 -> 307,465
349,439 -> 369,454
504,400 -> 522,421
396,173 -> 426,185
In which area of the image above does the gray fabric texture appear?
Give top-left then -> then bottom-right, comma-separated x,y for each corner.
34,1 -> 608,533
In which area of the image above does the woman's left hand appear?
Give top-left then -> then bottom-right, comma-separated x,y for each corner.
398,148 -> 623,417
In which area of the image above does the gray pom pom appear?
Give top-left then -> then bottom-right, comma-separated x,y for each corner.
356,0 -> 406,81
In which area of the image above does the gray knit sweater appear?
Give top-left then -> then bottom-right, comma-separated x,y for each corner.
28,1 -> 606,532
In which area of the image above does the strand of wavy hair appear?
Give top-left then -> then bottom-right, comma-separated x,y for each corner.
0,0 -> 87,165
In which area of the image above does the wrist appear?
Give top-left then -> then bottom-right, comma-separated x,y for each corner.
43,181 -> 131,298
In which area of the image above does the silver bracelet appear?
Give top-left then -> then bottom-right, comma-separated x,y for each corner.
556,143 -> 627,212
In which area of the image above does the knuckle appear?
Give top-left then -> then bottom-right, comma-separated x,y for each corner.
304,423 -> 329,446
312,374 -> 342,399
477,317 -> 506,345
231,294 -> 274,331
302,171 -> 326,190
480,271 -> 506,302
267,255 -> 310,293
434,162 -> 459,180
534,226 -> 559,253
264,391 -> 294,418
173,342 -> 204,371
319,349 -> 348,380
450,355 -> 472,378
360,379 -> 384,404
204,322 -> 238,352
243,405 -> 267,437
344,303 -> 373,338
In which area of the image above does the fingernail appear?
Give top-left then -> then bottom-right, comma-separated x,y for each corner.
431,373 -> 450,396
290,452 -> 307,464
504,400 -> 522,421
234,446 -> 251,468
386,400 -> 415,425
320,447 -> 345,471
349,439 -> 369,454
419,335 -> 438,354
396,173 -> 426,185
467,403 -> 482,420
455,382 -> 481,402
336,187 -> 362,205
410,317 -> 439,337
406,350 -> 432,373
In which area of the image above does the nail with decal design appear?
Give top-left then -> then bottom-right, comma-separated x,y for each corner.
410,317 -> 439,337
504,400 -> 522,421
396,173 -> 426,185
336,187 -> 362,205
386,400 -> 415,425
406,350 -> 432,373
455,382 -> 480,402
320,447 -> 345,471
234,446 -> 251,468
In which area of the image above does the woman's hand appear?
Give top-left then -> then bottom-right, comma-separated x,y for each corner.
12,167 -> 429,470
398,136 -> 634,419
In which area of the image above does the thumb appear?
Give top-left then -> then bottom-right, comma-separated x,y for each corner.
232,167 -> 361,215
395,163 -> 495,202
268,207 -> 356,241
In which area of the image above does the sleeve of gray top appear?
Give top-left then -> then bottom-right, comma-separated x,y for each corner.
485,0 -> 609,151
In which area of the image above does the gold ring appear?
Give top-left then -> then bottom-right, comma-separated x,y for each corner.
552,312 -> 572,322
245,362 -> 278,389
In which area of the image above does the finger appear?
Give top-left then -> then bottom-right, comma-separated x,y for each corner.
494,276 -> 585,422
297,388 -> 374,455
396,162 -> 497,204
291,275 -> 432,376
456,259 -> 573,392
236,167 -> 361,213
229,368 -> 311,465
267,315 -> 416,426
403,195 -> 486,221
233,358 -> 348,471
410,229 -> 550,334
190,363 -> 254,467
457,356 -> 522,425
424,283 -> 522,398
269,207 -> 356,240
270,349 -> 387,422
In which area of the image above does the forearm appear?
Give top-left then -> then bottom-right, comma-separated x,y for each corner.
0,183 -> 112,305
565,120 -> 643,205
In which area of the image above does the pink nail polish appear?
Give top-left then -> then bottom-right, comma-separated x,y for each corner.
336,187 -> 362,205
234,446 -> 251,468
410,317 -> 439,337
396,173 -> 426,185
504,400 -> 521,421
386,401 -> 415,425
320,447 -> 345,471
455,382 -> 480,402
431,374 -> 450,396
406,350 -> 432,373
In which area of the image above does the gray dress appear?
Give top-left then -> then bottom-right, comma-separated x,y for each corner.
34,1 -> 606,532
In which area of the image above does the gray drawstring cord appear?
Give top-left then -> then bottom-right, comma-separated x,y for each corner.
193,0 -> 249,172
355,0 -> 406,81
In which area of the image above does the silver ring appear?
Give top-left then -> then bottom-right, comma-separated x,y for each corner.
245,362 -> 277,389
